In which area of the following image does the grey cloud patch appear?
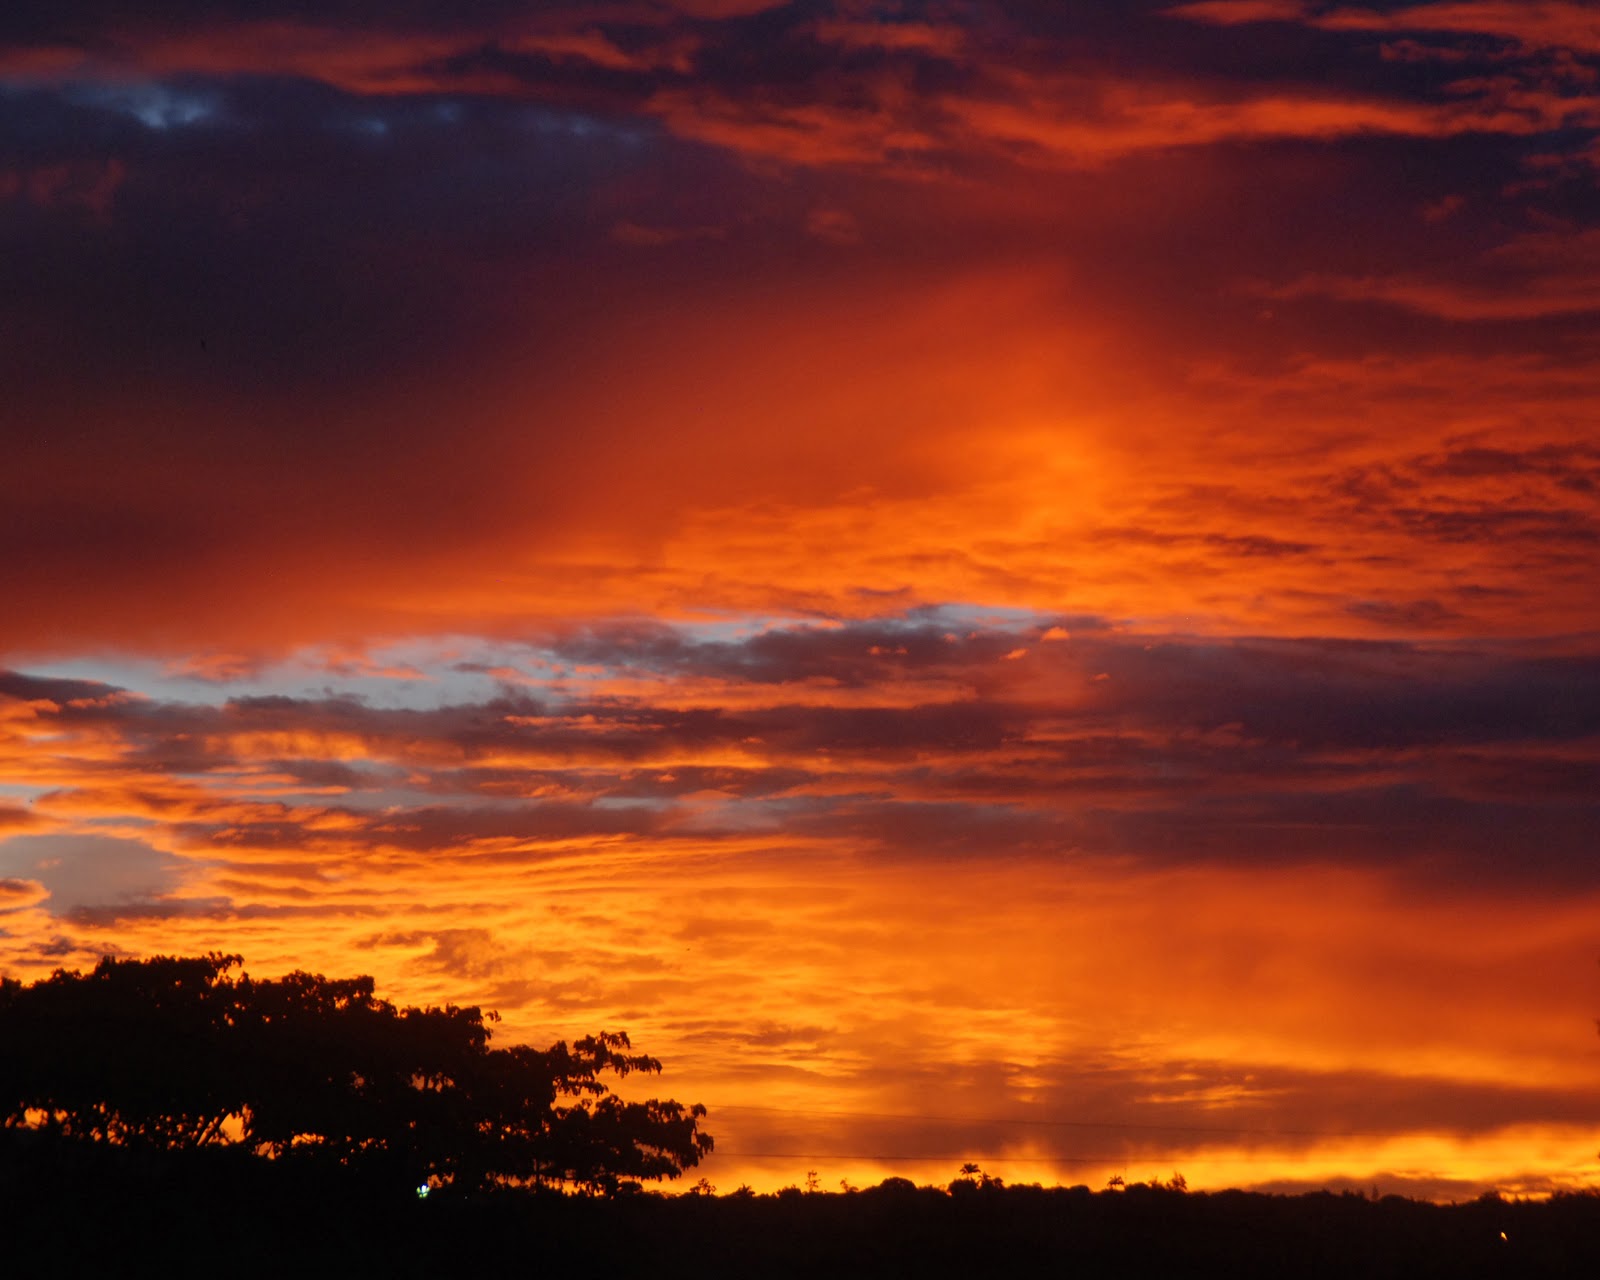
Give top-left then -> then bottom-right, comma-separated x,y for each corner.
1070,786 -> 1600,888
267,758 -> 404,792
0,833 -> 189,914
64,895 -> 237,926
1343,597 -> 1465,630
0,669 -> 127,705
537,613 -> 1110,686
172,797 -> 679,856
60,80 -> 224,131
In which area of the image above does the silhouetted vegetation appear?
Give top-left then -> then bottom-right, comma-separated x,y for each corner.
5,955 -> 1600,1277
0,953 -> 709,1195
6,1149 -> 1600,1279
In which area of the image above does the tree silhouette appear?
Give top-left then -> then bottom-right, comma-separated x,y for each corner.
0,953 -> 710,1194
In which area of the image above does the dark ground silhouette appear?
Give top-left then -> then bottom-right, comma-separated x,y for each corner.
5,1142 -> 1600,1279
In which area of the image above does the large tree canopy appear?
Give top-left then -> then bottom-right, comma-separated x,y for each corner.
0,954 -> 710,1194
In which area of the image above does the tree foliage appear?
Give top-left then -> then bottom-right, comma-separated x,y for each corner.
0,953 -> 710,1194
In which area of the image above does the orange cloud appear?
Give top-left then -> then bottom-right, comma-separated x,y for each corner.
11,244 -> 1598,653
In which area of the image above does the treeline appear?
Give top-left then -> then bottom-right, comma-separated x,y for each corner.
6,1150 -> 1600,1279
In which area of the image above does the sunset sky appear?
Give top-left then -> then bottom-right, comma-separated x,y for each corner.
4,0 -> 1600,1198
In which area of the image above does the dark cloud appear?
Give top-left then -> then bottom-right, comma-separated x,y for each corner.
1422,443 -> 1600,483
0,669 -> 127,704
267,758 -> 403,791
14,620 -> 1600,765
171,798 -> 678,855
1343,597 -> 1465,629
6,617 -> 1598,888
417,762 -> 818,801
1069,787 -> 1600,888
62,895 -> 237,926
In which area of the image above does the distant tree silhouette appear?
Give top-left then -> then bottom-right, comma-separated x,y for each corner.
950,1161 -> 1002,1193
0,953 -> 710,1194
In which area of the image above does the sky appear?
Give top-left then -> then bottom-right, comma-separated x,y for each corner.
3,0 -> 1600,1199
